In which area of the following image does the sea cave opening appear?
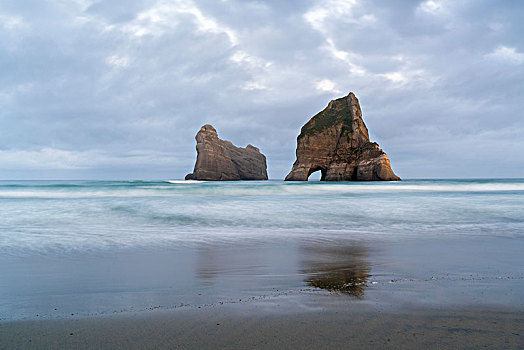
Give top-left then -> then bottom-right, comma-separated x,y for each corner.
307,167 -> 327,181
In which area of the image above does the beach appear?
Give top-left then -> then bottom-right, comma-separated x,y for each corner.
2,299 -> 522,349
0,179 -> 523,348
3,0 -> 523,347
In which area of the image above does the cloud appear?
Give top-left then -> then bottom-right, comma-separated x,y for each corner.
106,54 -> 130,68
0,14 -> 27,30
487,45 -> 524,64
379,68 -> 436,88
303,0 -> 376,32
303,0 -> 372,76
0,0 -> 523,179
417,0 -> 446,16
115,0 -> 238,44
316,79 -> 340,94
0,147 -> 181,175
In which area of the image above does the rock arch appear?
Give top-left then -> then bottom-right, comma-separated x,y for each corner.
307,167 -> 327,181
285,92 -> 400,181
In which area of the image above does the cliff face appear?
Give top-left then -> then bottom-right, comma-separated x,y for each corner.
185,124 -> 268,181
285,92 -> 400,181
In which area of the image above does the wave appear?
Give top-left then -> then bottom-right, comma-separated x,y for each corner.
166,180 -> 204,184
0,190 -> 177,199
297,183 -> 524,193
0,183 -> 85,188
2,222 -> 523,258
0,181 -> 524,199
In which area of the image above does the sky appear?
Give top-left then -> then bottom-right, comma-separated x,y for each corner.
0,0 -> 523,180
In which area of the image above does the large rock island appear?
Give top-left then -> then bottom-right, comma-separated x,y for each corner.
285,92 -> 400,181
186,124 -> 268,181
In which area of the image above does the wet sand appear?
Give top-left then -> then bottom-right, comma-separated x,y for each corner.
1,297 -> 522,349
1,235 -> 523,348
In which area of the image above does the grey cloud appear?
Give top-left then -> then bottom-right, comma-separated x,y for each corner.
0,0 -> 522,179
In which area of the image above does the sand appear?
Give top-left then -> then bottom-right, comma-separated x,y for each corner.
1,295 -> 523,349
2,235 -> 523,349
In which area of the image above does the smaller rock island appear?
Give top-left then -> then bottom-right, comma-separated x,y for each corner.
185,124 -> 268,181
285,92 -> 400,181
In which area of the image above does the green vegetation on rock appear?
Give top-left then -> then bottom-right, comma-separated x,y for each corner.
298,98 -> 354,138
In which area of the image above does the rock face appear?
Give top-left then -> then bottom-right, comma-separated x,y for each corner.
285,92 -> 400,181
186,125 -> 268,181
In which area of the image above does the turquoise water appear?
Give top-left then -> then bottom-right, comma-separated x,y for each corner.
0,179 -> 523,256
0,179 -> 523,320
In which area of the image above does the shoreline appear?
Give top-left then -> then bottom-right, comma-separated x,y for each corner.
2,235 -> 523,322
2,295 -> 522,349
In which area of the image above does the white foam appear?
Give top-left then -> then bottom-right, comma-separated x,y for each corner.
285,183 -> 524,193
0,181 -> 523,199
166,180 -> 204,184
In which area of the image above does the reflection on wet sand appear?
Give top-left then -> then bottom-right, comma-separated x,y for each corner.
195,245 -> 286,287
193,242 -> 371,298
196,247 -> 221,285
301,245 -> 371,298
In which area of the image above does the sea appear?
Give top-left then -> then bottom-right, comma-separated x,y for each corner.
1,179 -> 523,320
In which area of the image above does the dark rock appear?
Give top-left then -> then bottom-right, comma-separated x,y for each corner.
285,92 -> 400,181
186,124 -> 268,181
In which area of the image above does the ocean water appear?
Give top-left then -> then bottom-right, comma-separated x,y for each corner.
1,179 -> 523,255
1,179 -> 523,320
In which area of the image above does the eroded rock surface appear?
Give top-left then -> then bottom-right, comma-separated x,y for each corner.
186,125 -> 268,181
285,92 -> 400,181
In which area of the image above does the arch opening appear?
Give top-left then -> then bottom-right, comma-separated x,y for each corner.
307,167 -> 327,181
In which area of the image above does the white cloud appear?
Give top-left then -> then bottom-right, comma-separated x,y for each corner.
380,69 -> 434,87
0,148 -> 179,170
381,72 -> 406,84
180,1 -> 238,45
417,0 -> 445,15
0,15 -> 27,30
229,51 -> 274,91
304,0 -> 359,32
316,79 -> 340,94
117,0 -> 237,45
304,1 -> 371,76
303,0 -> 375,33
487,45 -> 524,64
230,50 -> 272,69
47,0 -> 95,22
106,55 -> 130,68
117,2 -> 180,37
324,39 -> 366,76
0,148 -> 90,170
243,81 -> 267,91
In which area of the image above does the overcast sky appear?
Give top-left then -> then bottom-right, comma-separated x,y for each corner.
0,0 -> 523,180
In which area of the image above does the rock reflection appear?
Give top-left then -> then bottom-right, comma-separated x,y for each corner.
301,244 -> 371,298
196,246 -> 223,285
